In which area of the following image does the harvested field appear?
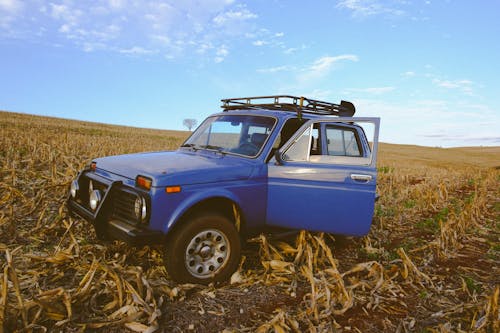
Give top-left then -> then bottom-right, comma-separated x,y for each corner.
0,110 -> 499,332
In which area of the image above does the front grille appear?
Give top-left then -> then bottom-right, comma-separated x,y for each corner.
112,190 -> 139,223
75,175 -> 109,210
71,171 -> 148,224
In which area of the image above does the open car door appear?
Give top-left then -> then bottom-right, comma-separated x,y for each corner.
266,117 -> 380,236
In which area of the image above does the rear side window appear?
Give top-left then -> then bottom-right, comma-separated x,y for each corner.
325,126 -> 362,157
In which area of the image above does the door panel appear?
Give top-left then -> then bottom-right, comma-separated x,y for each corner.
267,164 -> 376,236
266,117 -> 379,236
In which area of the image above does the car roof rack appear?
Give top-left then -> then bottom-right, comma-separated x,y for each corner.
221,95 -> 355,117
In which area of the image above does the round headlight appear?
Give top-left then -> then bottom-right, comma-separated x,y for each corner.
70,180 -> 79,198
89,190 -> 101,211
134,197 -> 147,221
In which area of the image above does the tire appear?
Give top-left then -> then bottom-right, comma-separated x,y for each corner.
164,213 -> 241,284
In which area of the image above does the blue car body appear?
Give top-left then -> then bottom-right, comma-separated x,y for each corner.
68,108 -> 379,240
67,96 -> 380,282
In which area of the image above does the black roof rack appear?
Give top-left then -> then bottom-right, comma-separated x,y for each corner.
221,95 -> 355,117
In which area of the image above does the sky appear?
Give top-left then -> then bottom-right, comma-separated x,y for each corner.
1,0 -> 499,147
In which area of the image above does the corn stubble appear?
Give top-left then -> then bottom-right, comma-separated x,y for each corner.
0,111 -> 499,332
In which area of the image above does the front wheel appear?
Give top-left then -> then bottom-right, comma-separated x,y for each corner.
164,214 -> 241,284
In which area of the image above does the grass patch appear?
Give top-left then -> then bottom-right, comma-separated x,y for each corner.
417,207 -> 450,233
378,166 -> 394,173
462,275 -> 482,294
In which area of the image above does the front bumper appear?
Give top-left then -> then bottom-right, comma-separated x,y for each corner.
67,170 -> 165,246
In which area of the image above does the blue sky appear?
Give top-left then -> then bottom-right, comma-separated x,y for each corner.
1,0 -> 499,147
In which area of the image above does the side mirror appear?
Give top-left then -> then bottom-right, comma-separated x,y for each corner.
274,150 -> 284,165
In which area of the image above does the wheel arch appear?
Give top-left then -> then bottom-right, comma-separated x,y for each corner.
164,192 -> 246,239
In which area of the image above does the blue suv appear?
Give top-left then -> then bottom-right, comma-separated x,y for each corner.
67,95 -> 380,284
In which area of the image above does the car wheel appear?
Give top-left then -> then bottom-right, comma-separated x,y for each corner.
164,213 -> 241,284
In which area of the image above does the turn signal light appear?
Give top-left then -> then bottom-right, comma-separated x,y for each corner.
136,176 -> 152,190
166,186 -> 181,194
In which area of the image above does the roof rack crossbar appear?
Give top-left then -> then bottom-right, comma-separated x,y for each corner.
221,95 -> 355,117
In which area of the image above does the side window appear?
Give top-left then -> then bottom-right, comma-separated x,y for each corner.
325,126 -> 362,157
278,121 -> 372,166
310,126 -> 321,155
267,117 -> 307,162
283,127 -> 311,161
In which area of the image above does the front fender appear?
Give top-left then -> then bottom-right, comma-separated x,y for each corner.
163,187 -> 242,234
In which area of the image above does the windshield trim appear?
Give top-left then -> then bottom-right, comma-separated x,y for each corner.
180,113 -> 278,159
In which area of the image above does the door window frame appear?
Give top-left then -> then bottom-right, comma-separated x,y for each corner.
275,117 -> 380,168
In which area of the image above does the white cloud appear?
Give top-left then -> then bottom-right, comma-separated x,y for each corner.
350,98 -> 500,147
214,44 -> 229,63
336,0 -> 405,18
257,65 -> 295,73
0,0 -> 23,30
283,44 -> 308,55
257,54 -> 359,94
299,89 -> 335,102
433,79 -> 472,89
0,1 -> 267,62
82,41 -> 106,52
213,8 -> 257,25
49,3 -> 84,38
151,34 -> 171,45
108,0 -> 126,9
119,46 -> 156,55
432,78 -> 474,94
0,0 -> 22,13
0,3 -> 21,30
422,133 -> 500,144
195,42 -> 213,54
249,28 -> 287,50
308,54 -> 359,74
50,3 -> 78,22
58,24 -> 70,33
402,71 -> 415,77
257,54 -> 358,77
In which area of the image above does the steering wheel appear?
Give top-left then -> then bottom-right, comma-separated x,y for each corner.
236,142 -> 259,156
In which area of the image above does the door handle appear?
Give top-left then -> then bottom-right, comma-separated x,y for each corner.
351,174 -> 372,182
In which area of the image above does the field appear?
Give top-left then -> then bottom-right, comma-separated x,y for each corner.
0,110 -> 498,332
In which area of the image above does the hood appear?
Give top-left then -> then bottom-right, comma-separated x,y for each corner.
94,150 -> 254,187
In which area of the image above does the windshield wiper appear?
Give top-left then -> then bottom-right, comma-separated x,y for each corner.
180,143 -> 199,151
199,145 -> 226,154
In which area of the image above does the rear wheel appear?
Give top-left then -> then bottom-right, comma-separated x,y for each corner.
164,214 -> 241,284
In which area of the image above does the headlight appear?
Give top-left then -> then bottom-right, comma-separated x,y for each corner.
89,190 -> 101,211
134,196 -> 147,221
70,180 -> 79,198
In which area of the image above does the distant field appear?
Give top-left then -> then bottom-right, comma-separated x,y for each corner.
379,142 -> 500,168
1,111 -> 498,332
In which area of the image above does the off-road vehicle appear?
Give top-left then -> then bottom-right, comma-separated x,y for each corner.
67,95 -> 380,283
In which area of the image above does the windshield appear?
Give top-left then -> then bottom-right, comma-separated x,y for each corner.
182,114 -> 276,157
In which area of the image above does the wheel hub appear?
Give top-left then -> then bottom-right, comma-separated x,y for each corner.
185,229 -> 230,278
199,245 -> 212,258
